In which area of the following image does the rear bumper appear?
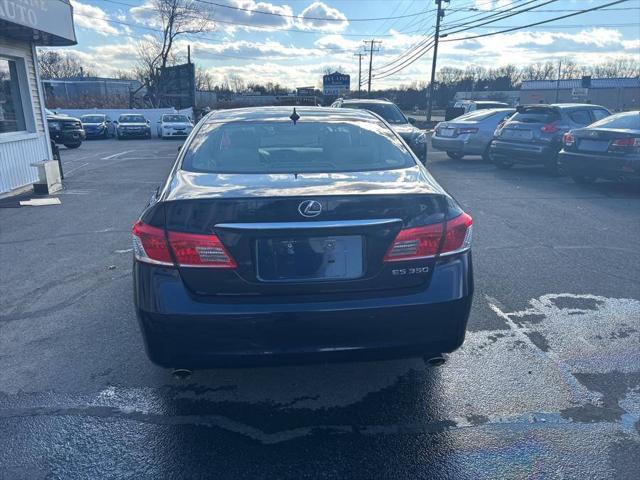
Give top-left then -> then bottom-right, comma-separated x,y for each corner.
431,136 -> 486,155
134,252 -> 473,368
490,139 -> 557,164
558,150 -> 640,180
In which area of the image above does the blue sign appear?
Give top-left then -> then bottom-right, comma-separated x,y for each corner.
323,72 -> 350,96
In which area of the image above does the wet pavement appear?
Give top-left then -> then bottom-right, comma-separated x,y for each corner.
1,139 -> 639,479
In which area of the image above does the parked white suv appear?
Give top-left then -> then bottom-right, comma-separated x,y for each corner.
157,114 -> 193,139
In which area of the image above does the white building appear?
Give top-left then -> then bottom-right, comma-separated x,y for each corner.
0,0 -> 76,195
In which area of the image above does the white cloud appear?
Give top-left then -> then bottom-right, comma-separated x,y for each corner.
131,0 -> 297,35
71,0 -> 120,36
296,2 -> 349,33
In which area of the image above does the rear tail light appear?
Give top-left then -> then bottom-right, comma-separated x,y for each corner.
384,212 -> 473,262
384,223 -> 443,262
563,132 -> 575,146
132,221 -> 173,265
167,231 -> 237,268
541,122 -> 559,133
456,127 -> 478,135
132,221 -> 237,268
610,137 -> 640,147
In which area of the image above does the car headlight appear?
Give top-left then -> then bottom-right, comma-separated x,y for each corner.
49,121 -> 61,129
413,132 -> 427,144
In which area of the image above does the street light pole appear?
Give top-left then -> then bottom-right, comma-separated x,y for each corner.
426,0 -> 447,123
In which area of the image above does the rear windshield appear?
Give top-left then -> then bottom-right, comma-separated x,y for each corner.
343,103 -> 407,124
81,115 -> 105,123
119,115 -> 146,123
456,110 -> 499,121
163,115 -> 189,122
511,107 -> 560,123
589,111 -> 640,130
182,120 -> 415,174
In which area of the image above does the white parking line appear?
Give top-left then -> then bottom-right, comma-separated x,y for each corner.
64,162 -> 89,176
101,150 -> 134,160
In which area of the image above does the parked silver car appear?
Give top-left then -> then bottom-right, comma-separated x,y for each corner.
432,108 -> 515,161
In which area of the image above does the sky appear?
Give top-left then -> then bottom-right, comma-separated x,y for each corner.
59,0 -> 640,89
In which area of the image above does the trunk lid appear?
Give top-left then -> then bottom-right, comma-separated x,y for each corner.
499,106 -> 561,143
162,167 -> 449,296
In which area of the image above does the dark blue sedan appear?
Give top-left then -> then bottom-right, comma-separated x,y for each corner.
132,107 -> 473,369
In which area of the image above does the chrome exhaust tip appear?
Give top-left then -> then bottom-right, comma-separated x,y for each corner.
171,368 -> 193,380
424,355 -> 446,367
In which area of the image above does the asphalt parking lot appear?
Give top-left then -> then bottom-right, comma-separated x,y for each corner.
1,138 -> 639,479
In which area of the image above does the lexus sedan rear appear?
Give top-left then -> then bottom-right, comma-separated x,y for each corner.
559,111 -> 640,184
132,107 -> 473,369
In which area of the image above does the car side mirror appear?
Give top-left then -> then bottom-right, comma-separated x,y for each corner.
408,117 -> 416,125
147,120 -> 150,125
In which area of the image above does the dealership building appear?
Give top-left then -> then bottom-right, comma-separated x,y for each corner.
0,0 -> 76,196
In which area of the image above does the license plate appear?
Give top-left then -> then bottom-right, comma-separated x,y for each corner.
256,235 -> 363,282
502,129 -> 532,140
439,128 -> 455,137
578,139 -> 609,152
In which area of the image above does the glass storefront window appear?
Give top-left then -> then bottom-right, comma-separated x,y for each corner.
0,57 -> 26,134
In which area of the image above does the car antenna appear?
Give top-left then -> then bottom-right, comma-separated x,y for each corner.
289,108 -> 300,125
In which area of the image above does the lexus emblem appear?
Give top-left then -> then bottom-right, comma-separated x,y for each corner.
298,200 -> 322,218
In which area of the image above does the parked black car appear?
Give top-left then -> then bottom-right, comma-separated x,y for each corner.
332,99 -> 428,163
80,114 -> 116,139
490,104 -> 611,173
132,107 -> 473,369
46,109 -> 85,149
559,111 -> 640,184
116,114 -> 151,139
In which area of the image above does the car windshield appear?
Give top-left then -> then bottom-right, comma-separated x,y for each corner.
81,115 -> 105,123
344,103 -> 408,124
163,115 -> 189,122
120,115 -> 146,123
589,111 -> 640,130
182,120 -> 414,174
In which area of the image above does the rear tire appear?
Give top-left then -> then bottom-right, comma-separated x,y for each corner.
571,174 -> 597,184
447,151 -> 464,160
102,129 -> 109,139
545,154 -> 560,175
481,146 -> 492,163
493,156 -> 514,169
64,142 -> 81,149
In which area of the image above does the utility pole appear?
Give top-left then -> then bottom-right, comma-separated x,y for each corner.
354,52 -> 365,98
555,59 -> 562,103
364,39 -> 382,96
426,0 -> 448,123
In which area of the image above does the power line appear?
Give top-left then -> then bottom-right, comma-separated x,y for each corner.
441,0 -> 633,42
99,0 -> 431,37
191,0 -> 432,22
441,0 -> 560,34
372,0 -> 633,82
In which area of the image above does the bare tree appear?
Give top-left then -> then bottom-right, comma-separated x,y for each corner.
226,74 -> 245,93
134,0 -> 212,105
195,66 -> 215,91
37,50 -> 94,79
